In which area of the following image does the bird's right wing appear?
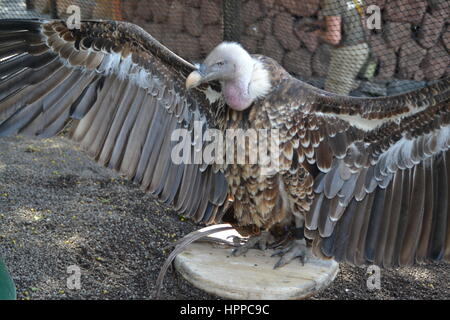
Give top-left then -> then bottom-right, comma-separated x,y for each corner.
0,19 -> 228,224
270,75 -> 449,267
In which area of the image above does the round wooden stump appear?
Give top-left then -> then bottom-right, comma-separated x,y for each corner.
174,225 -> 339,300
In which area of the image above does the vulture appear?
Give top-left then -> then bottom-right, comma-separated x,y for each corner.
0,19 -> 449,269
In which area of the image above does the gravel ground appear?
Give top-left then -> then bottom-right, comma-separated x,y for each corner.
0,136 -> 448,300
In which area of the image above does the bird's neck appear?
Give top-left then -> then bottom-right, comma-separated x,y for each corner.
223,78 -> 252,111
223,59 -> 271,111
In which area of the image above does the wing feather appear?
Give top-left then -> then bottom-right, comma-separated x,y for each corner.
97,81 -> 139,166
0,19 -> 228,224
428,152 -> 448,260
279,72 -> 450,267
400,161 -> 426,265
416,157 -> 435,263
364,185 -> 388,263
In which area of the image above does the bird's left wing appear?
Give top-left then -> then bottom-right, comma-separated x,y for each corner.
0,19 -> 228,224
271,76 -> 449,267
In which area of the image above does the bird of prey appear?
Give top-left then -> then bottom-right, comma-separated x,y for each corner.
0,19 -> 449,268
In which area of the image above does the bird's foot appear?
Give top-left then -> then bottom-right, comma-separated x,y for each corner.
271,239 -> 308,269
231,231 -> 275,256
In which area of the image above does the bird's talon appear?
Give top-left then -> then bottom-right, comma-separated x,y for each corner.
298,255 -> 305,266
227,235 -> 244,245
270,249 -> 284,257
231,231 -> 274,257
272,239 -> 307,269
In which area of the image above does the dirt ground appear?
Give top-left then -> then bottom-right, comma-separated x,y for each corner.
0,136 -> 448,300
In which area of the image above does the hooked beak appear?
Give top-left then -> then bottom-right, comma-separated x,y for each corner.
186,70 -> 204,90
186,64 -> 219,90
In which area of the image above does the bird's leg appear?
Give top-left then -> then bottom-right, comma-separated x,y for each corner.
271,216 -> 308,269
232,231 -> 275,256
271,233 -> 307,269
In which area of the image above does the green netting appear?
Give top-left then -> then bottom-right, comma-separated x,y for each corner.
0,0 -> 448,96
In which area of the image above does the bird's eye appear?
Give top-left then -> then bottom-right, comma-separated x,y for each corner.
216,61 -> 225,66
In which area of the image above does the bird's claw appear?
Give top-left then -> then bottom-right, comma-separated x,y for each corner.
232,231 -> 274,256
227,235 -> 246,246
272,239 -> 307,269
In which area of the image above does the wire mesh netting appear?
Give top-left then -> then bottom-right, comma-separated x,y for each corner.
0,0 -> 448,96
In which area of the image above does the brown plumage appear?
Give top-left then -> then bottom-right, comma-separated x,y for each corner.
0,19 -> 449,268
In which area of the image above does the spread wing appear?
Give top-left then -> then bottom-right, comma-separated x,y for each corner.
0,19 -> 228,224
275,77 -> 450,267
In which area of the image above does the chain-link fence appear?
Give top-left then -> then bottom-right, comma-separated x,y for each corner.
1,0 -> 448,96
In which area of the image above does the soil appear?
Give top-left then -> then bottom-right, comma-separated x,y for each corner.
0,136 -> 448,300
